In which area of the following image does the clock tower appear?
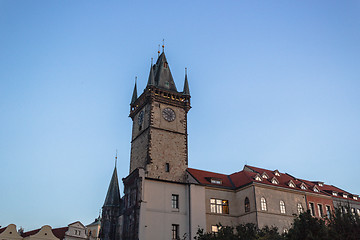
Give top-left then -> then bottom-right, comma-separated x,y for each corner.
128,51 -> 191,182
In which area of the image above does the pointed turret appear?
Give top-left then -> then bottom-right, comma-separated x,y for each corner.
147,61 -> 155,87
153,52 -> 177,92
103,166 -> 121,207
130,79 -> 137,105
182,68 -> 190,96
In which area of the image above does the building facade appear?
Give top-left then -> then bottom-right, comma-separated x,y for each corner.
99,50 -> 360,240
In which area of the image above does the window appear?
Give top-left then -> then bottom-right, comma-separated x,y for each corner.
211,225 -> 219,233
357,209 -> 360,216
262,172 -> 269,179
210,179 -> 222,184
297,203 -> 304,214
317,204 -> 323,217
172,194 -> 179,209
274,170 -> 280,176
343,194 -> 348,198
165,163 -> 170,172
261,197 -> 267,211
255,175 -> 262,181
353,196 -> 358,200
326,205 -> 331,218
280,200 -> 286,214
309,202 -> 315,216
271,177 -> 279,185
172,224 -> 179,240
313,187 -> 320,192
332,192 -> 338,196
210,198 -> 229,214
300,184 -> 307,190
245,197 -> 250,212
351,208 -> 355,215
288,181 -> 295,188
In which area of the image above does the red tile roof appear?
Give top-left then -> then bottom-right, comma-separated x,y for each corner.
22,228 -> 41,237
187,165 -> 359,200
52,227 -> 68,239
0,227 -> 6,234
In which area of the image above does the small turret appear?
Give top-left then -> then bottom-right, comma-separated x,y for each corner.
147,59 -> 155,87
182,68 -> 190,96
130,78 -> 137,105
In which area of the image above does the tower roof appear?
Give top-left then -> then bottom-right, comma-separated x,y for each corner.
182,69 -> 190,96
152,52 -> 178,92
103,167 -> 121,207
130,81 -> 137,105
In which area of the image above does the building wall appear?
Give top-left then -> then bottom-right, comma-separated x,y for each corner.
205,187 -> 238,231
235,185 -> 257,225
0,224 -> 23,240
140,178 -> 189,240
254,185 -> 306,232
305,193 -> 334,218
23,226 -> 59,240
146,102 -> 188,182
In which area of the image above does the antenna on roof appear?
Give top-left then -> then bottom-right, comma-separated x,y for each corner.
158,44 -> 160,57
162,39 -> 165,52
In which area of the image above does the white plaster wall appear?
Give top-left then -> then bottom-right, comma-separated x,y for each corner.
140,179 -> 189,240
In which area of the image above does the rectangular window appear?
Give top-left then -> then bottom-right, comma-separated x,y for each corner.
172,194 -> 179,209
309,202 -> 315,216
326,205 -> 331,218
211,225 -> 219,233
317,204 -> 323,217
172,224 -> 179,240
210,198 -> 229,214
166,163 -> 170,172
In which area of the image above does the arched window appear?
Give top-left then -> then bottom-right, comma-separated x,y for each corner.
297,203 -> 304,214
261,197 -> 267,211
280,200 -> 286,214
245,197 -> 250,212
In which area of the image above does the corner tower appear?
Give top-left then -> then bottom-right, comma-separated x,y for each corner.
100,166 -> 122,240
129,52 -> 191,182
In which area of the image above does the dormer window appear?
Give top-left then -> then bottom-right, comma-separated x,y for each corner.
313,186 -> 320,192
353,196 -> 358,200
255,174 -> 262,181
288,181 -> 295,188
262,172 -> 269,179
318,183 -> 323,187
271,177 -> 279,185
343,194 -> 348,198
274,170 -> 280,177
210,178 -> 222,185
332,192 -> 338,196
300,183 -> 307,190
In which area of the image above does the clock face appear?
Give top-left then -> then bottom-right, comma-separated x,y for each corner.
162,108 -> 176,122
138,111 -> 144,126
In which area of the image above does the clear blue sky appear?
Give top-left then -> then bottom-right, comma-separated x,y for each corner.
1,0 -> 359,231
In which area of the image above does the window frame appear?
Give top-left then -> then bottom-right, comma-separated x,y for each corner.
172,194 -> 179,209
210,198 -> 229,214
317,203 -> 323,217
172,224 -> 179,240
309,202 -> 315,216
280,200 -> 286,214
297,203 -> 304,214
245,197 -> 250,213
261,197 -> 267,211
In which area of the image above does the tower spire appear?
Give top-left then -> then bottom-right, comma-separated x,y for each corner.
130,77 -> 138,105
182,67 -> 190,96
147,58 -> 155,87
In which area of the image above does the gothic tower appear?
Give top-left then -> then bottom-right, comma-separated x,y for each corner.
100,166 -> 122,240
129,51 -> 191,182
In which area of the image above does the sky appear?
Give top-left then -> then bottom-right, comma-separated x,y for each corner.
1,0 -> 360,231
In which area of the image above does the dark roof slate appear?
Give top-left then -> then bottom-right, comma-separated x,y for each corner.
103,167 -> 121,207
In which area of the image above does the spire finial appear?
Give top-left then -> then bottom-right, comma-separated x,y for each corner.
151,57 -> 153,66
115,149 -> 118,167
183,68 -> 190,96
158,44 -> 160,57
162,39 -> 165,52
185,67 -> 187,75
131,77 -> 138,105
